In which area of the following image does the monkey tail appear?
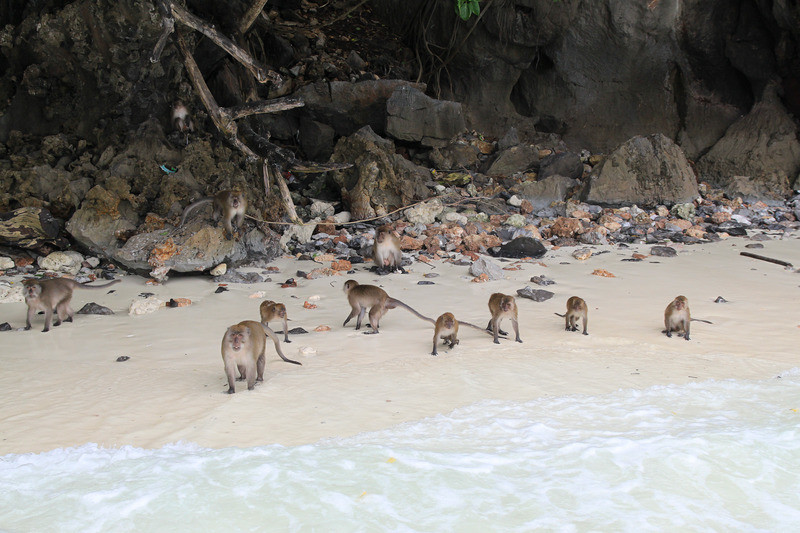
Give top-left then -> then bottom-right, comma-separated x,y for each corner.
260,323 -> 302,365
387,298 -> 436,324
179,198 -> 213,227
458,319 -> 505,338
79,279 -> 122,289
553,312 -> 566,317
690,318 -> 713,324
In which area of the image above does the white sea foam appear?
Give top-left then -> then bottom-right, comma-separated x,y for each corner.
3,370 -> 800,532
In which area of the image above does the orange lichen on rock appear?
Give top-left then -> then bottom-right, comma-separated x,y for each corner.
591,269 -> 616,277
303,301 -> 318,309
314,325 -> 331,332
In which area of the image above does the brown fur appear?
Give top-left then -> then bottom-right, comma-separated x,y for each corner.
432,312 -> 460,356
374,227 -> 402,272
260,300 -> 291,343
221,321 -> 266,393
486,293 -> 522,344
554,296 -> 588,335
663,295 -> 691,340
342,279 -> 434,334
171,101 -> 194,133
179,189 -> 246,239
23,278 -> 121,332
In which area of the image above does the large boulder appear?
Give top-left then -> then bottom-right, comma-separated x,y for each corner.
386,86 -> 467,147
486,144 -> 539,176
584,134 -> 699,207
330,126 -> 431,219
296,80 -> 426,137
696,84 -> 800,203
510,175 -> 578,211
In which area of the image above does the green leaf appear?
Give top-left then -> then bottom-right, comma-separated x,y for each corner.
469,0 -> 480,15
457,2 -> 470,20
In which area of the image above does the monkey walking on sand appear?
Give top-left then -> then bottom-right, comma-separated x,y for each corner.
554,296 -> 589,335
662,295 -> 712,341
222,320 -> 301,394
260,300 -> 291,343
486,293 -> 523,344
342,279 -> 434,334
431,312 -> 506,355
179,189 -> 246,239
23,278 -> 121,332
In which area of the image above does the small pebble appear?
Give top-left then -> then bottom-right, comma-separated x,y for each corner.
116,356 -> 130,362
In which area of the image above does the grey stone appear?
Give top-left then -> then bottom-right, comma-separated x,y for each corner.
386,86 -> 467,147
516,286 -> 555,302
650,246 -> 677,257
490,237 -> 547,259
538,151 -> 583,180
512,175 -> 577,211
487,145 -> 539,176
469,257 -> 505,280
77,302 -> 114,315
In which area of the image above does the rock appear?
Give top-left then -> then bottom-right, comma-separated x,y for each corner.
296,79 -> 425,137
511,175 -> 577,212
538,151 -> 583,180
670,203 -> 696,220
405,199 -> 444,225
429,143 -> 479,170
77,303 -> 114,315
697,83 -> 800,203
530,275 -> 555,285
516,286 -> 555,302
386,85 -> 467,147
299,118 -> 336,161
745,243 -> 764,248
507,195 -> 523,207
572,248 -> 592,260
38,250 -> 84,274
213,271 -> 263,284
469,257 -> 505,280
0,257 -> 14,270
504,214 -> 527,228
330,126 -> 430,219
309,199 -> 336,219
210,263 -> 227,276
0,283 -> 23,303
714,296 -> 728,303
585,134 -> 699,206
129,296 -> 164,316
490,237 -> 547,259
487,144 -> 539,176
0,322 -> 12,331
116,356 -> 130,362
650,245 -> 677,257
550,217 -> 583,238
0,207 -> 68,253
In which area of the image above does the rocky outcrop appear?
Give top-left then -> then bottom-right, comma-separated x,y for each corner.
385,86 -> 467,147
584,134 -> 699,207
330,126 -> 431,219
696,84 -> 800,204
510,175 -> 578,212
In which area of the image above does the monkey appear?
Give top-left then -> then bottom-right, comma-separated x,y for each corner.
179,189 -> 246,239
342,279 -> 434,334
554,296 -> 588,335
260,300 -> 291,343
23,278 -> 121,333
486,293 -> 522,344
662,295 -> 713,341
373,226 -> 402,273
222,320 -> 301,394
432,312 -> 459,356
171,100 -> 194,133
222,321 -> 266,393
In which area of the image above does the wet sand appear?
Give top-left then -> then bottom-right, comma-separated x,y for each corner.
1,234 -> 798,455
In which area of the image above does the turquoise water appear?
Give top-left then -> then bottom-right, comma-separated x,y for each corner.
2,371 -> 800,532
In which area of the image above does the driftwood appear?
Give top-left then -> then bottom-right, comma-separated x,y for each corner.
740,251 -> 794,269
0,208 -> 69,252
151,0 -> 307,223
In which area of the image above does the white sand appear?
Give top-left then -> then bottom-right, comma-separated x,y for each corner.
1,234 -> 798,455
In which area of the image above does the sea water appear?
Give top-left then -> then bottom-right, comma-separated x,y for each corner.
2,370 -> 800,532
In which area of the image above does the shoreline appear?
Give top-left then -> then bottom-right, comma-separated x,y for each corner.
1,235 -> 798,455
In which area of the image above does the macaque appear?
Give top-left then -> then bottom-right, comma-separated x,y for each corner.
374,226 -> 402,273
222,321 -> 266,393
486,293 -> 522,344
179,189 -> 246,239
260,300 -> 291,343
171,100 -> 194,133
222,320 -> 301,394
663,295 -> 691,340
432,312 -> 459,356
342,279 -> 434,334
555,296 -> 588,335
23,278 -> 121,332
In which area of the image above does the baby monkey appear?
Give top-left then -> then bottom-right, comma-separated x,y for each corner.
171,100 -> 194,133
554,296 -> 588,335
343,279 -> 434,334
23,278 -> 121,332
260,300 -> 291,343
486,293 -> 522,344
179,189 -> 246,239
663,295 -> 712,341
373,226 -> 402,273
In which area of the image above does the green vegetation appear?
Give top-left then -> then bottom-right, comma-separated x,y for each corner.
455,0 -> 481,20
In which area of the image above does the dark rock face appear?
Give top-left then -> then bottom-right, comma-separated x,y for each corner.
385,86 -> 467,147
490,237 -> 547,259
585,134 -> 699,207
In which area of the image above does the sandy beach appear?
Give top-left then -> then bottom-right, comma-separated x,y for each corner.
1,234 -> 798,456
